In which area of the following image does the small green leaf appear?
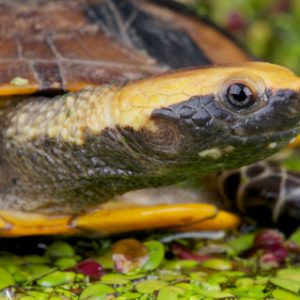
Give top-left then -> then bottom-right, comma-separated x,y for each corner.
227,233 -> 255,256
45,241 -> 75,258
0,267 -> 15,290
135,280 -> 167,293
36,271 -> 75,287
230,286 -> 269,299
55,257 -> 77,269
157,286 -> 184,300
199,289 -> 234,298
79,283 -> 115,300
143,240 -> 165,271
163,259 -> 198,270
290,229 -> 300,246
273,288 -> 300,300
100,273 -> 129,285
117,292 -> 140,299
26,291 -> 49,299
201,258 -> 232,270
277,268 -> 300,283
270,277 -> 300,293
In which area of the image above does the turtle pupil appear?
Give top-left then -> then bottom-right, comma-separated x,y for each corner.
226,83 -> 254,108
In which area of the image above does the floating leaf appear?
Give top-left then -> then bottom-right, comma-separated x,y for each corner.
201,258 -> 232,270
136,280 -> 167,293
270,277 -> 300,293
0,267 -> 15,290
79,283 -> 115,300
100,273 -> 129,285
143,240 -> 165,271
45,241 -> 75,258
36,271 -> 75,287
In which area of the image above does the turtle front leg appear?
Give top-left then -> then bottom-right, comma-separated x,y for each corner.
0,203 -> 240,237
0,210 -> 78,237
73,203 -> 240,235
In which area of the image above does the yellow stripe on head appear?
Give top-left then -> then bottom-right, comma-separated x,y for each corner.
112,62 -> 300,131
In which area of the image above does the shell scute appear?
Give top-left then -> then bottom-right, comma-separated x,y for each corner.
0,0 -> 250,96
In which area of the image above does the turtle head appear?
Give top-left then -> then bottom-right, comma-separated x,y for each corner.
114,62 -> 300,176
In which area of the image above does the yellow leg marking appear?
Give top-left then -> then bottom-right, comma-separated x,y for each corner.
73,203 -> 222,235
173,210 -> 240,232
0,204 -> 240,237
0,210 -> 78,237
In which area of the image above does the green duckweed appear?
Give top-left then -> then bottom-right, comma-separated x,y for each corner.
273,288 -> 300,300
157,286 -> 184,300
0,230 -> 298,299
277,268 -> 300,282
270,277 -> 300,293
55,257 -> 78,269
36,271 -> 76,287
79,283 -> 115,300
201,258 -> 232,270
0,267 -> 15,290
135,280 -> 168,293
142,241 -> 165,271
290,229 -> 300,246
45,241 -> 75,258
100,274 -> 129,285
227,233 -> 255,256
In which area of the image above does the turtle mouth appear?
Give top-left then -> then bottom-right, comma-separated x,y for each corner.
244,126 -> 300,151
230,89 -> 300,142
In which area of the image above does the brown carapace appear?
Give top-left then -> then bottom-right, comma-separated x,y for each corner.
0,0 -> 250,95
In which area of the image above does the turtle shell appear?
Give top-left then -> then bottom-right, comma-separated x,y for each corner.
0,0 -> 250,96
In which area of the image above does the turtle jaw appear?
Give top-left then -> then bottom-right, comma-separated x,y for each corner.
267,88 -> 300,132
227,88 -> 300,160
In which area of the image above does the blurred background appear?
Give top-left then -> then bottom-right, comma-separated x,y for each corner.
181,0 -> 300,74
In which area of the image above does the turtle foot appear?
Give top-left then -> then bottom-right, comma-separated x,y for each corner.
0,204 -> 240,237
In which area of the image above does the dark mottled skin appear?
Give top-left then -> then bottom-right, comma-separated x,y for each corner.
0,89 -> 299,214
218,161 -> 300,233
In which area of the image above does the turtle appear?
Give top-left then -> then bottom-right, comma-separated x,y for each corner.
0,0 -> 299,237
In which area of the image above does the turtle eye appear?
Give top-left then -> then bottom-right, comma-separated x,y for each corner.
219,73 -> 268,114
226,83 -> 254,109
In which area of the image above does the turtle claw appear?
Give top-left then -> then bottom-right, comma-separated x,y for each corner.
0,204 -> 240,237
